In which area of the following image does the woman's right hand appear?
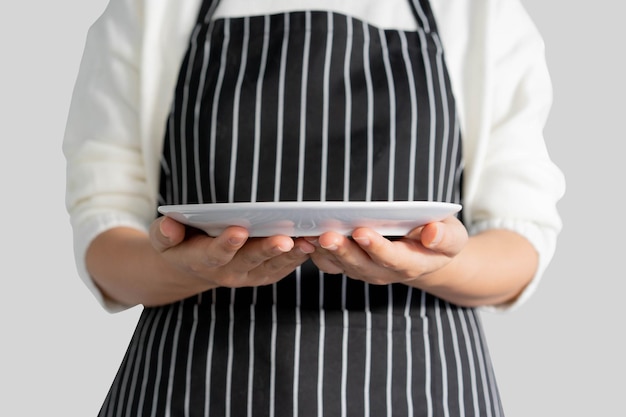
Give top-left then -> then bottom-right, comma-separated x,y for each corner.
149,216 -> 315,289
86,217 -> 314,309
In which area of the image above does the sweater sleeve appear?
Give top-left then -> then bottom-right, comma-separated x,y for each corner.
468,0 -> 565,311
63,0 -> 152,312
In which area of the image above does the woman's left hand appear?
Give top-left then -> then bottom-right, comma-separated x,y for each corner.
307,216 -> 468,286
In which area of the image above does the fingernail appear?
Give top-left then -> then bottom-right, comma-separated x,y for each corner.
321,242 -> 338,251
297,244 -> 315,255
352,236 -> 370,247
428,226 -> 443,247
159,219 -> 171,240
274,242 -> 294,253
229,236 -> 245,246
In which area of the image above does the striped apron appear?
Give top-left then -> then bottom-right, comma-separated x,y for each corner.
98,1 -> 504,416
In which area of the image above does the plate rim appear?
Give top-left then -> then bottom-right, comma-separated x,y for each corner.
158,200 -> 462,214
157,201 -> 462,237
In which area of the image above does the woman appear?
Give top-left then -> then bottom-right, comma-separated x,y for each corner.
63,0 -> 565,415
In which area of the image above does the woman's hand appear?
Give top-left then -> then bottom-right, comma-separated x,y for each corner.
87,217 -> 314,308
150,216 -> 315,289
307,216 -> 468,286
306,215 -> 539,307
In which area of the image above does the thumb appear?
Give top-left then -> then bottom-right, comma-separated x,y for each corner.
420,218 -> 468,256
150,216 -> 186,252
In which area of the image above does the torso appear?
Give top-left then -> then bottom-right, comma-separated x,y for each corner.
99,2 -> 504,416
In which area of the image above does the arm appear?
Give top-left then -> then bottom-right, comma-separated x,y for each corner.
421,228 -> 537,307
64,0 -> 310,310
308,219 -> 536,308
328,0 -> 563,310
63,0 -> 152,311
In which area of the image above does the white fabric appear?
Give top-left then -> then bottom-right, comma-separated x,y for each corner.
212,0 -> 420,30
63,0 -> 565,312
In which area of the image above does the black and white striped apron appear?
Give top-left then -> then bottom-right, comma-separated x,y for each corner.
99,1 -> 504,416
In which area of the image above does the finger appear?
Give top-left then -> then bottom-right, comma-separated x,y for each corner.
350,228 -> 408,269
316,232 -> 372,273
149,226 -> 249,280
349,228 -> 441,283
308,252 -> 345,274
317,232 -> 351,253
192,226 -> 250,268
306,234 -> 357,274
229,235 -> 296,273
252,240 -> 315,282
150,216 -> 186,252
417,217 -> 468,256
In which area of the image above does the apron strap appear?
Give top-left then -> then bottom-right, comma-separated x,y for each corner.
196,0 -> 222,24
406,0 -> 439,33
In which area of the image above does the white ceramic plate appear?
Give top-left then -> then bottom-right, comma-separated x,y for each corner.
158,201 -> 461,237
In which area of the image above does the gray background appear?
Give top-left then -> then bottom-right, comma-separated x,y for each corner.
1,0 -> 623,415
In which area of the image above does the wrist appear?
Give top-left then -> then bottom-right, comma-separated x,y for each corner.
407,230 -> 536,307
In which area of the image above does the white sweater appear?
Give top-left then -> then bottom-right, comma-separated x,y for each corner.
63,0 -> 565,312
